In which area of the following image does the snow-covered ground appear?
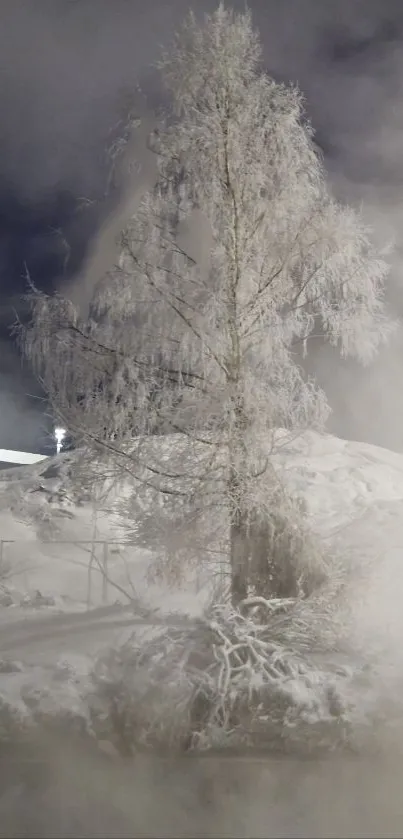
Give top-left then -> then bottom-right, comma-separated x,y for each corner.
2,430 -> 403,633
2,429 -> 403,733
0,449 -> 208,621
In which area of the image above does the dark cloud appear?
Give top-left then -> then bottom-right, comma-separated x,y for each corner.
1,0 -> 403,451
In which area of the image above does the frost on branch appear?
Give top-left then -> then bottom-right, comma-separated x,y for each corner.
19,4 -> 393,605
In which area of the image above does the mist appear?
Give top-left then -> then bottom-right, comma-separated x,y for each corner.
3,7 -> 403,836
2,1 -> 403,451
4,745 -> 403,837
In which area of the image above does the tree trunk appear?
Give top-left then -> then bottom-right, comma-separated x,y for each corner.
227,391 -> 250,606
229,510 -> 249,605
229,468 -> 249,606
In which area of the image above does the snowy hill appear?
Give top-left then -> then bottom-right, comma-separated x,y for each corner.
0,432 -> 403,624
273,430 -> 403,533
273,432 -> 403,659
1,429 -> 403,654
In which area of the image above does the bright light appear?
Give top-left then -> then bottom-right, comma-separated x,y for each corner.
54,427 -> 67,455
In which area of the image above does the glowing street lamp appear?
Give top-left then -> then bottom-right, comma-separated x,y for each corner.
54,427 -> 66,455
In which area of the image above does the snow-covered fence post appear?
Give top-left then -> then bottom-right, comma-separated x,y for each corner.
86,557 -> 92,610
0,540 -> 13,580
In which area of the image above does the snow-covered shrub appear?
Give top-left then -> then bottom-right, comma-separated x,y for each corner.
88,580 -> 379,756
0,696 -> 32,743
247,488 -> 327,599
0,586 -> 14,607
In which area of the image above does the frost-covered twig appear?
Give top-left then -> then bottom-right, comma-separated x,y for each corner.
89,585 -> 367,755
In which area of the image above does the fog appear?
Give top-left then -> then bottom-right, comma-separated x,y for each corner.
1,1 -> 403,451
0,342 -> 50,452
2,739 -> 403,838
2,7 -> 403,836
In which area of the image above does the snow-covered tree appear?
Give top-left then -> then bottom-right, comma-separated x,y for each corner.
21,4 -> 392,605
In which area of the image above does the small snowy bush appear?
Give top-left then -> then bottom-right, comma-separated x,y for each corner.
88,583 -> 380,756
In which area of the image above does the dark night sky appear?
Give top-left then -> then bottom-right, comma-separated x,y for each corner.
2,0 -> 403,453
